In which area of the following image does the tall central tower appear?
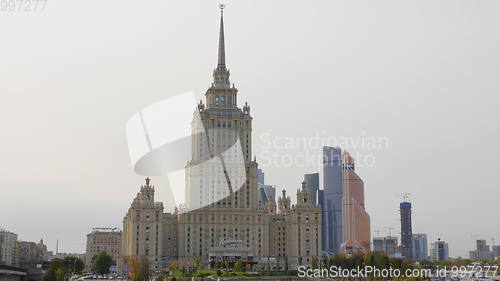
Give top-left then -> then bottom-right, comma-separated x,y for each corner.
400,200 -> 413,258
184,5 -> 258,213
123,7 -> 322,270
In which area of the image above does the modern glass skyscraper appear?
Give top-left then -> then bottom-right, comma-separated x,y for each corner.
412,233 -> 428,260
257,169 -> 265,185
304,173 -> 319,205
341,152 -> 371,253
400,201 -> 413,258
322,146 -> 343,255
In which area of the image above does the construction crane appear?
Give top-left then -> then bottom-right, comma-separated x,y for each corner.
470,234 -> 487,241
470,234 -> 491,249
393,192 -> 411,202
402,192 -> 411,202
471,234 -> 480,247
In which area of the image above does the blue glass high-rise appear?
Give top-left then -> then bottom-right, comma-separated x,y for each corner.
321,146 -> 343,255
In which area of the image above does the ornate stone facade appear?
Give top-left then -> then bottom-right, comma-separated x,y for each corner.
121,8 -> 321,270
121,178 -> 178,269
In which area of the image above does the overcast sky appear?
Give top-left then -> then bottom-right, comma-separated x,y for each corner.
1,0 -> 499,258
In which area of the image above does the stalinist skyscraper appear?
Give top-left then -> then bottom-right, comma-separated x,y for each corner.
184,6 -> 256,213
122,6 -> 321,271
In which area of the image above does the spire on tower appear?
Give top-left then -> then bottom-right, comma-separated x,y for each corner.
211,3 -> 231,89
206,4 -> 237,103
217,4 -> 226,68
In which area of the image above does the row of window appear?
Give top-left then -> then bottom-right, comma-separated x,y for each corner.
214,94 -> 234,106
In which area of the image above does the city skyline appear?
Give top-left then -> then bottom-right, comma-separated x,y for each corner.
1,0 -> 500,258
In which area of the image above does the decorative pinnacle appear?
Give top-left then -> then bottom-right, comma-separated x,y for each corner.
217,3 -> 226,67
145,177 -> 150,186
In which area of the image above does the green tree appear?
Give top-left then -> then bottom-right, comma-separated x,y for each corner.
321,257 -> 328,269
136,257 -> 150,281
311,256 -> 319,270
128,256 -> 150,281
55,268 -> 66,281
92,251 -> 114,274
329,253 -> 347,268
364,252 -> 375,267
43,257 -> 83,281
43,268 -> 56,281
419,259 -> 436,271
401,258 -> 414,272
349,253 -> 364,268
179,261 -> 187,272
62,256 -> 85,273
234,261 -> 243,272
389,257 -> 403,269
193,256 -> 202,271
375,253 -> 390,269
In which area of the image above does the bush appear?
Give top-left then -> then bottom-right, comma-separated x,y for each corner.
193,269 -> 216,277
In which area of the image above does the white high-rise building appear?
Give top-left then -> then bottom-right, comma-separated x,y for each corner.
412,233 -> 428,260
0,229 -> 18,266
177,6 -> 322,268
430,239 -> 449,261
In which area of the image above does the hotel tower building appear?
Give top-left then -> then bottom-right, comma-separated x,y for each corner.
122,7 -> 322,270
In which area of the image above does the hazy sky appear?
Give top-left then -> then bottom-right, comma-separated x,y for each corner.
1,0 -> 499,258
